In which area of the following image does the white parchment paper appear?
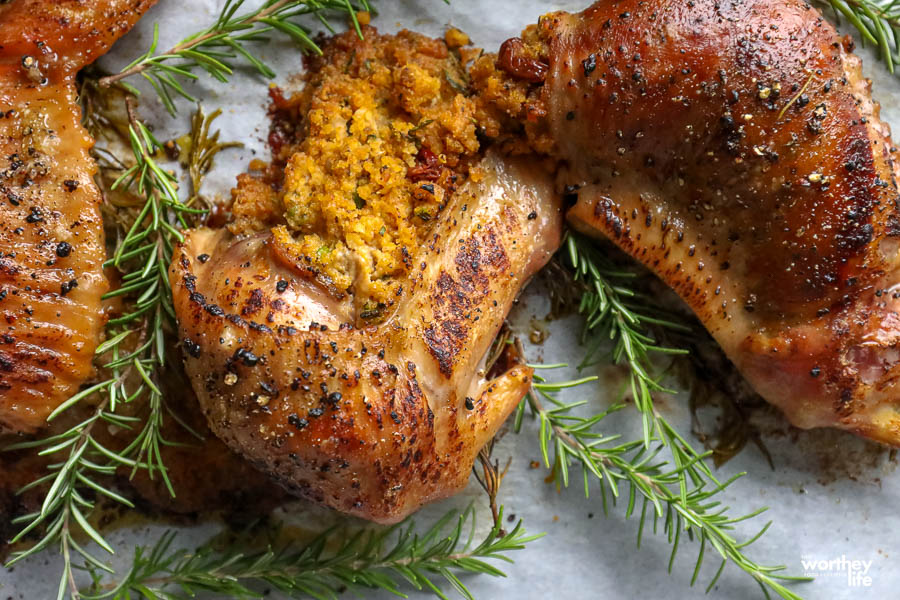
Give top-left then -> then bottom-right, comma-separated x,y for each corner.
3,1 -> 900,598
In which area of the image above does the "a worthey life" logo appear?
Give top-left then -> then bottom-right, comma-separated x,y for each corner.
800,555 -> 874,587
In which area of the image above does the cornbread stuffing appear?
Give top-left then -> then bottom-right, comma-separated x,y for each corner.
229,27 -> 517,321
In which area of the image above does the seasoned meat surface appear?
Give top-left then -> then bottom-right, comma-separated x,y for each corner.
495,0 -> 900,444
0,0 -> 156,432
171,152 -> 562,522
170,28 -> 563,522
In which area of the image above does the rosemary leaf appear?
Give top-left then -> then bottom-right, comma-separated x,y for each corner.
98,0 -> 375,115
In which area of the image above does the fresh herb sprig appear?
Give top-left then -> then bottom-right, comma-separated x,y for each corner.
82,507 -> 537,600
816,0 -> 900,73
99,0 -> 372,115
564,233 -> 715,492
517,373 -> 807,600
515,233 -> 809,599
180,106 -> 244,209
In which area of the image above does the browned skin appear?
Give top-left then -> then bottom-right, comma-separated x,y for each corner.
0,0 -> 157,432
170,153 -> 562,523
496,0 -> 900,444
115,375 -> 286,515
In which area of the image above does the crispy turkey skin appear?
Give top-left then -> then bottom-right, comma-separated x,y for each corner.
169,0 -> 900,524
171,153 -> 562,522
0,0 -> 156,432
169,28 -> 564,522
494,0 -> 900,444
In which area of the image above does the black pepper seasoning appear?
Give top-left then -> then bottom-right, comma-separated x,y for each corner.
60,279 -> 78,296
582,53 -> 596,77
25,207 -> 42,223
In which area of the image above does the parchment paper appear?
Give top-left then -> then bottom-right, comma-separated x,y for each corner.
3,1 -> 900,598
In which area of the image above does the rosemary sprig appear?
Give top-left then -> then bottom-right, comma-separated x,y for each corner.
99,0 -> 372,115
564,233 -> 715,494
517,233 -> 809,598
82,507 -> 538,600
517,374 -> 808,600
816,0 -> 900,73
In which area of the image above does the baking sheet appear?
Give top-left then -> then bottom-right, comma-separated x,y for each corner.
3,0 -> 900,598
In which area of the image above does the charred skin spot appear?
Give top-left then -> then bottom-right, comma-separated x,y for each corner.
182,338 -> 202,358
241,288 -> 266,316
424,229 -> 509,377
